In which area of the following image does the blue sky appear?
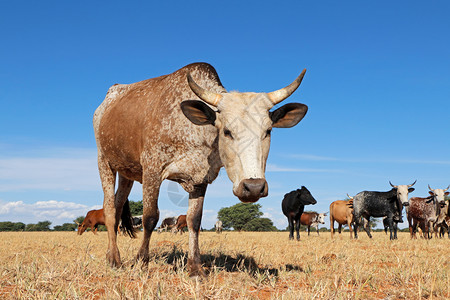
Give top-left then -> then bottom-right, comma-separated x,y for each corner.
1,1 -> 449,230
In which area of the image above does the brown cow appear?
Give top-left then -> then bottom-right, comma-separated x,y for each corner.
77,209 -> 105,235
94,63 -> 308,275
329,196 -> 354,239
172,215 -> 187,234
300,212 -> 326,236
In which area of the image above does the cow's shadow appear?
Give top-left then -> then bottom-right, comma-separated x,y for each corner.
153,246 -> 304,276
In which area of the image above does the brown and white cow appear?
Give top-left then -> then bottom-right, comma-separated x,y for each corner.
157,217 -> 177,233
300,212 -> 326,236
329,196 -> 354,239
172,214 -> 188,234
93,63 -> 308,275
406,185 -> 448,239
77,209 -> 105,235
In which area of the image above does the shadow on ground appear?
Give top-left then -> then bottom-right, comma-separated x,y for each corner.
152,246 -> 304,276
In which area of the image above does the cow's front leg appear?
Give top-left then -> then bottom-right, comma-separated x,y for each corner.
288,216 -> 294,240
362,217 -> 372,238
295,219 -> 301,241
387,217 -> 395,240
187,184 -> 207,277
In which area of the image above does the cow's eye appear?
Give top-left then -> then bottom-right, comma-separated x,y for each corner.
223,128 -> 233,139
265,128 -> 272,138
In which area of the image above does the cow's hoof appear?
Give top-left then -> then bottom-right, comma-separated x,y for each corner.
106,250 -> 121,268
136,249 -> 150,265
187,259 -> 206,277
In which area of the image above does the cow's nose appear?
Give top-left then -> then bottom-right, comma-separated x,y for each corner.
235,178 -> 268,203
402,203 -> 409,207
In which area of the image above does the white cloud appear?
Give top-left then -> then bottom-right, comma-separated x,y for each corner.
0,200 -> 101,226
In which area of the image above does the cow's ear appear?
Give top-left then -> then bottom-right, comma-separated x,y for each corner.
270,103 -> 308,128
445,192 -> 449,196
181,100 -> 216,126
408,188 -> 415,193
429,191 -> 434,196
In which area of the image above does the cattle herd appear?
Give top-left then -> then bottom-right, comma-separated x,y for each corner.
76,63 -> 448,276
78,180 -> 449,242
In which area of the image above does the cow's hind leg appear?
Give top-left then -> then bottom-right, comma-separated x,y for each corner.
98,153 -> 120,267
330,217 -> 335,238
353,216 -> 359,239
107,173 -> 134,266
186,184 -> 207,276
136,171 -> 161,264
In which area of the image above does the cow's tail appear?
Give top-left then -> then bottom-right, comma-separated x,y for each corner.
121,200 -> 137,238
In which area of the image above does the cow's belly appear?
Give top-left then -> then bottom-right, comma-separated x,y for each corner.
108,156 -> 143,182
333,215 -> 349,224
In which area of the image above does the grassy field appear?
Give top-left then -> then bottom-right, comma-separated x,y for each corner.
0,231 -> 448,299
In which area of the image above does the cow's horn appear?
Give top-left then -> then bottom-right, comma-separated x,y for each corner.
267,69 -> 306,105
389,181 -> 398,188
346,193 -> 353,200
75,221 -> 80,225
187,74 -> 222,107
408,180 -> 417,188
444,185 -> 450,192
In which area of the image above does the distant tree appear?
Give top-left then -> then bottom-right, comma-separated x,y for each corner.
217,203 -> 264,231
53,223 -> 77,231
129,200 -> 143,216
369,218 -> 379,230
0,221 -> 25,231
12,222 -> 26,231
242,217 -> 277,231
25,221 -> 51,231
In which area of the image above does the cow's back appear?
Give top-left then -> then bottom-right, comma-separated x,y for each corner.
353,190 -> 395,218
94,63 -> 226,184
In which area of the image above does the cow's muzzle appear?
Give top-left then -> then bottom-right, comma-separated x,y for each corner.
402,203 -> 409,207
234,178 -> 268,203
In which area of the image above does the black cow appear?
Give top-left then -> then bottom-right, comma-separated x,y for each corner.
383,216 -> 399,235
352,181 -> 416,240
281,186 -> 317,240
132,216 -> 143,229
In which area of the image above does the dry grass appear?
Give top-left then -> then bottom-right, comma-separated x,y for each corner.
0,231 -> 448,299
